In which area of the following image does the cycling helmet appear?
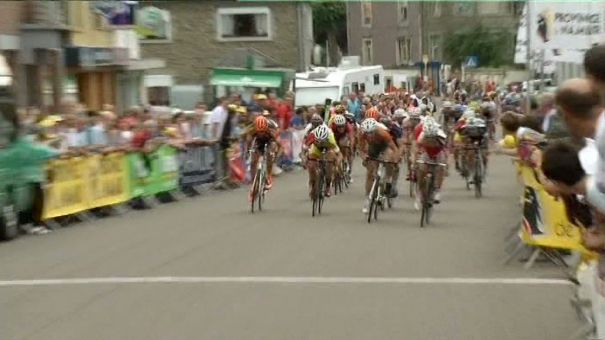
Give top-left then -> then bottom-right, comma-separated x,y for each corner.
442,101 -> 453,108
361,118 -> 379,133
334,114 -> 346,126
311,113 -> 324,126
334,105 -> 346,114
393,108 -> 406,119
313,124 -> 330,142
365,106 -> 379,119
409,107 -> 422,119
419,103 -> 428,115
254,116 -> 268,131
422,117 -> 440,137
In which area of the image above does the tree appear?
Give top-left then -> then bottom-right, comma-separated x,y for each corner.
444,24 -> 514,68
312,1 -> 347,66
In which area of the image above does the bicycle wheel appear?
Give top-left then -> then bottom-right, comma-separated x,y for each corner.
258,170 -> 264,211
420,175 -> 432,227
250,173 -> 259,213
367,178 -> 379,223
343,161 -> 350,189
474,153 -> 483,198
379,184 -> 385,212
318,167 -> 325,215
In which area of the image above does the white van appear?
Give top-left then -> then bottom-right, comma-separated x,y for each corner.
295,65 -> 384,107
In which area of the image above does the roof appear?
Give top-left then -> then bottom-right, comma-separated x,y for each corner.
296,65 -> 383,89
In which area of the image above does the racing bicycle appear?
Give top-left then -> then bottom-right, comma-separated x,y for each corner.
417,159 -> 447,227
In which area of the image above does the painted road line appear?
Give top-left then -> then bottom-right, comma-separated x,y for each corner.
0,276 -> 574,287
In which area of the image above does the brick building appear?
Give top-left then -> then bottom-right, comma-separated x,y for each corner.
139,0 -> 313,103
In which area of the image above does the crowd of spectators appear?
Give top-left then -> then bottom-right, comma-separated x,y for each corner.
494,45 -> 605,279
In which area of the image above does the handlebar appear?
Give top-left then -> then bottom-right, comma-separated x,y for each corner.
416,160 -> 447,167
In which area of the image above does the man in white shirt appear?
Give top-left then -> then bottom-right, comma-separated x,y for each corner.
210,97 -> 229,140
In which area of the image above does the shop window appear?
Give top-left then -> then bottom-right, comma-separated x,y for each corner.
148,86 -> 170,106
217,7 -> 271,41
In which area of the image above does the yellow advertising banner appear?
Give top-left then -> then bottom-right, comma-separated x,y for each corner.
87,153 -> 129,209
42,157 -> 88,219
519,165 -> 594,255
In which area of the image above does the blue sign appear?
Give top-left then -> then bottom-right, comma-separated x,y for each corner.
465,56 -> 479,68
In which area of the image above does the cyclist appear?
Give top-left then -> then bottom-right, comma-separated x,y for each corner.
358,118 -> 400,213
413,116 -> 448,207
460,116 -> 489,180
244,116 -> 282,193
301,113 -> 324,166
380,115 -> 405,197
307,124 -> 342,199
480,95 -> 497,140
402,107 -> 422,180
330,114 -> 355,180
453,108 -> 475,172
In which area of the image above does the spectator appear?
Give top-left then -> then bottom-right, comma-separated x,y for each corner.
584,44 -> 605,98
87,111 -> 108,147
210,97 -> 229,140
132,120 -> 155,149
555,78 -> 602,140
348,93 -> 361,121
276,95 -> 293,130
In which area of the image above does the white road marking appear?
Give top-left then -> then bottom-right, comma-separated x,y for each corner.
0,276 -> 573,287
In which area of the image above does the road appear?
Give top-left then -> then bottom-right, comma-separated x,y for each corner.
0,154 -> 581,340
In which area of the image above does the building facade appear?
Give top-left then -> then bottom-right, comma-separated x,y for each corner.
420,1 -> 522,64
139,0 -> 313,103
347,1 -> 422,68
347,1 -> 521,66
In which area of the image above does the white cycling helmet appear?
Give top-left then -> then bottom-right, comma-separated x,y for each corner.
334,114 -> 346,126
422,117 -> 440,137
393,108 -> 407,119
442,101 -> 453,108
409,107 -> 422,118
419,103 -> 428,115
361,118 -> 379,133
313,124 -> 330,141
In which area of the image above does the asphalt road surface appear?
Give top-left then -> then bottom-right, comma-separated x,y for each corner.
0,154 -> 582,340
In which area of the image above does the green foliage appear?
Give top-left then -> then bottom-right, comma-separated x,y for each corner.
312,1 -> 346,43
444,24 -> 514,68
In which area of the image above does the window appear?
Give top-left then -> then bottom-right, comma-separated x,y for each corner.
429,34 -> 441,60
361,2 -> 372,27
397,0 -> 408,25
373,74 -> 380,85
396,37 -> 412,65
453,2 -> 474,16
362,38 -> 373,65
432,3 -> 441,17
386,77 -> 392,90
478,2 -> 501,15
360,83 -> 366,93
148,87 -> 170,106
352,82 -> 359,93
216,7 -> 271,41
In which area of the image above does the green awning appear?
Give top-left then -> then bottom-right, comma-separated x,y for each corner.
210,72 -> 282,88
